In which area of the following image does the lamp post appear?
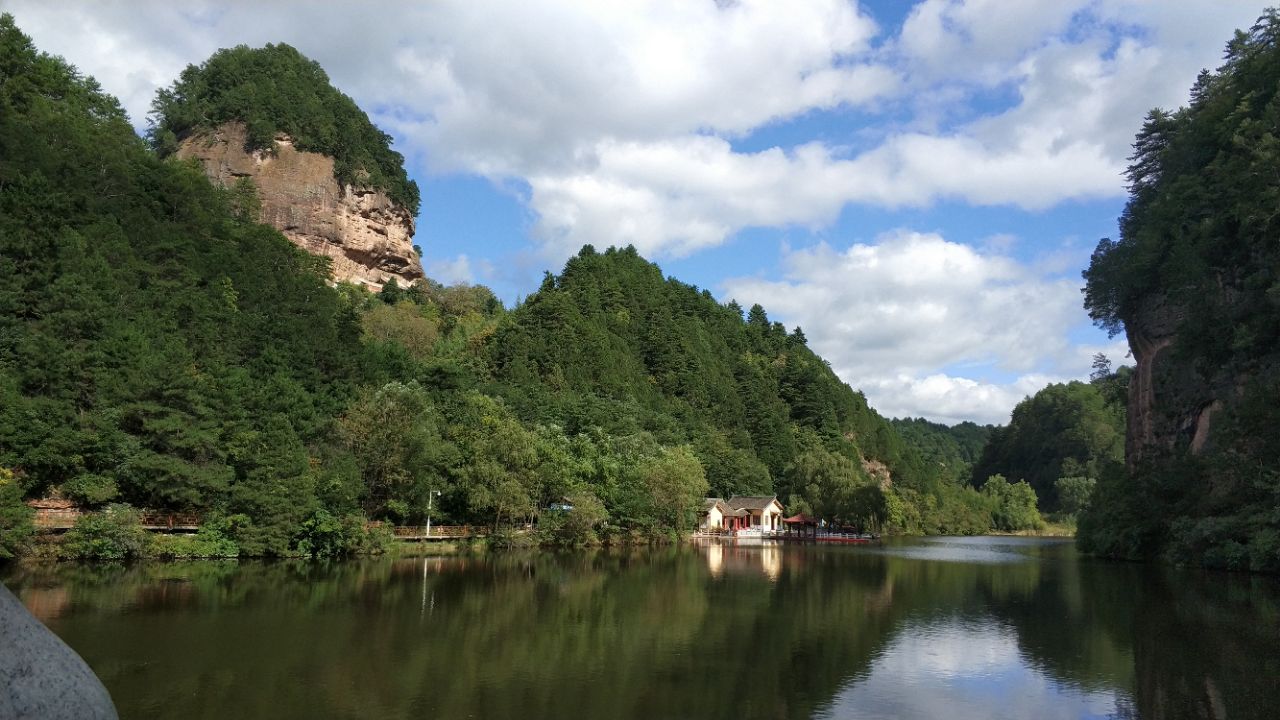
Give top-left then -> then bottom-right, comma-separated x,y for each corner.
425,489 -> 442,538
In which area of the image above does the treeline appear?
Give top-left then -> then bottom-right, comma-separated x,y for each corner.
0,20 -> 1050,560
1079,10 -> 1280,572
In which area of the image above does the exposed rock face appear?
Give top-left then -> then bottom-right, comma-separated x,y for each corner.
1124,293 -> 1236,470
177,122 -> 423,291
1124,294 -> 1183,470
1,583 -> 118,719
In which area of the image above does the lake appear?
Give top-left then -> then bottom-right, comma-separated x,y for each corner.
3,537 -> 1279,719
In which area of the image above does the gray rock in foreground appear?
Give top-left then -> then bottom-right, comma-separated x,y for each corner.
0,581 -> 118,720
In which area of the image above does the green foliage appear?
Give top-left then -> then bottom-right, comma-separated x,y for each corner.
485,245 -> 939,525
891,417 -> 994,484
61,504 -> 152,561
636,446 -> 708,534
1054,476 -> 1096,518
338,381 -> 445,518
1079,10 -> 1280,571
291,509 -> 390,559
62,473 -> 120,507
0,468 -> 33,559
981,475 -> 1045,533
148,43 -> 419,213
970,381 -> 1124,511
153,522 -> 240,559
538,489 -> 607,546
0,16 -> 366,554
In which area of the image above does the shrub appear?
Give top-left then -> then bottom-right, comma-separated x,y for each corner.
538,490 -> 607,547
152,518 -> 240,559
0,468 -> 34,559
981,475 -> 1045,533
62,504 -> 152,561
291,510 -> 391,558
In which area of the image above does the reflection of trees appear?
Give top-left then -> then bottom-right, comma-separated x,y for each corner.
3,544 -> 1278,720
1129,569 -> 1280,720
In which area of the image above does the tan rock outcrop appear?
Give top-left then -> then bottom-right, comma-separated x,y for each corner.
176,122 -> 423,291
1124,293 -> 1181,469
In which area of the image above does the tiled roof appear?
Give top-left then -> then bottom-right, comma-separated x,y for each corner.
726,495 -> 780,511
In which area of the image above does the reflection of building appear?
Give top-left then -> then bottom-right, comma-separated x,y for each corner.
698,543 -> 784,581
705,543 -> 724,577
698,496 -> 785,533
759,545 -> 781,581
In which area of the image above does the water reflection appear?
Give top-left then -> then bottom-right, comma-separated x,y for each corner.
697,541 -> 783,581
1,539 -> 1277,720
819,621 -> 1126,720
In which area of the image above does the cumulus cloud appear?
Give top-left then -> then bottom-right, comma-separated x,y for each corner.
722,232 -> 1123,424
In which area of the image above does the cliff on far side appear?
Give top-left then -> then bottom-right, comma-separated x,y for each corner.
178,122 -> 423,290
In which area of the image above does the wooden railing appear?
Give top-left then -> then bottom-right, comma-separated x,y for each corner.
139,512 -> 201,530
391,525 -> 477,540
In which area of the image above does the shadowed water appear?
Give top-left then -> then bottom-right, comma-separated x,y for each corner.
3,537 -> 1278,720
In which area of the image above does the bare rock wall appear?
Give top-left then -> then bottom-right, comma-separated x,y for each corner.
176,122 -> 423,290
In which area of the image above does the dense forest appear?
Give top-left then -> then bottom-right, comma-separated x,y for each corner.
1080,11 -> 1280,572
0,18 -> 1046,560
889,417 -> 993,485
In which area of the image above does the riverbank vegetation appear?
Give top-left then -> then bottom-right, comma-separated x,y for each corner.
0,18 -> 1060,561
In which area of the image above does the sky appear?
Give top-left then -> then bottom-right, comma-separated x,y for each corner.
4,0 -> 1271,425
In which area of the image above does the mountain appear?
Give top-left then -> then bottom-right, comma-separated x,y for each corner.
0,18 -> 1031,557
486,245 -> 931,503
1080,10 -> 1280,572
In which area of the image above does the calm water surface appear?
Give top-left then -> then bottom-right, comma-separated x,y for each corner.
3,537 -> 1279,720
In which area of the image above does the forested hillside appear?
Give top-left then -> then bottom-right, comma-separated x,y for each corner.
1080,11 -> 1280,572
969,375 -> 1125,514
890,418 -> 993,485
0,18 -> 1041,559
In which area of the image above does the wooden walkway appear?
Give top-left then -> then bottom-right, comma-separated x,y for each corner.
32,508 -> 475,541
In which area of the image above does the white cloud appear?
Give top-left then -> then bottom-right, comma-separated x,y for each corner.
425,254 -> 492,286
722,231 -> 1123,425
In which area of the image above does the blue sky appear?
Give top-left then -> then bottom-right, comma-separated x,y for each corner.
6,0 -> 1270,424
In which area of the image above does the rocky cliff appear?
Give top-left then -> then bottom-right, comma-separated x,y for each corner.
177,122 -> 423,290
1123,294 -> 1184,470
1123,292 -> 1240,472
